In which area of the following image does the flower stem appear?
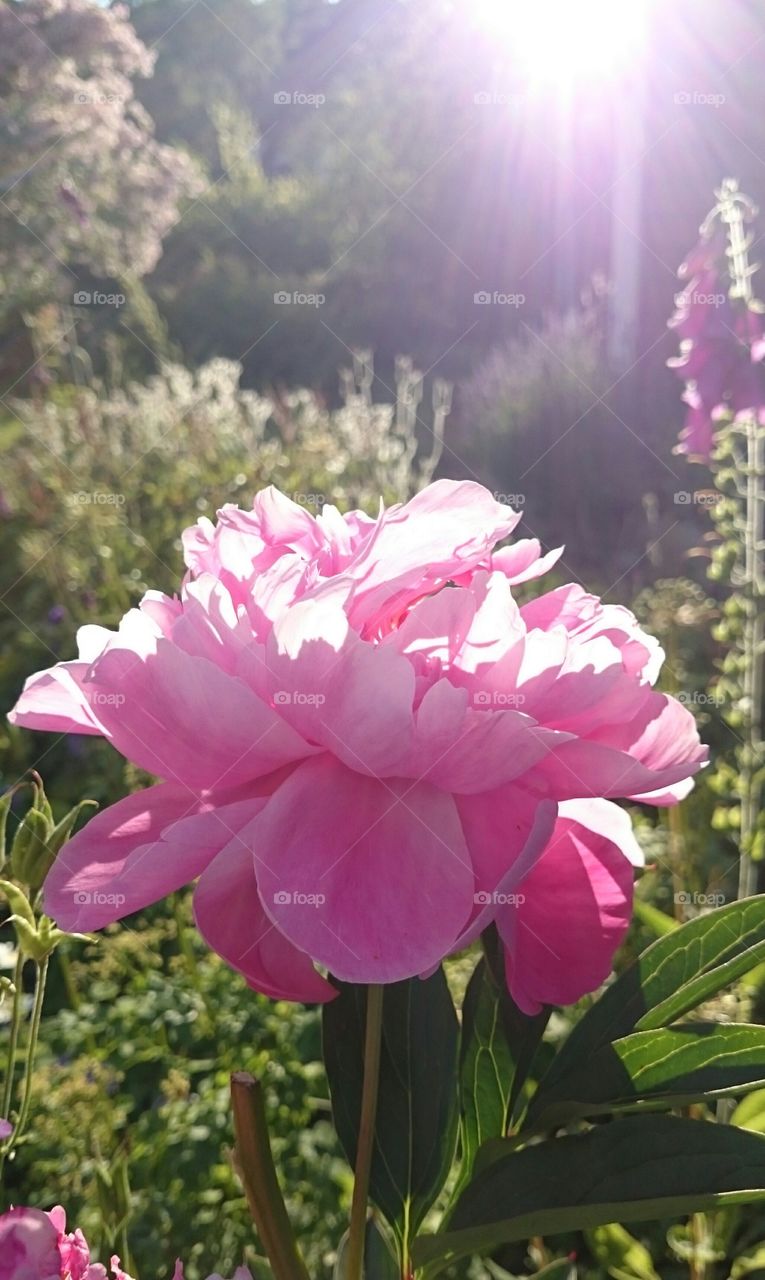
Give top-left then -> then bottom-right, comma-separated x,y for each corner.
230,1071 -> 310,1280
1,951 -> 24,1118
739,412 -> 765,898
0,950 -> 25,1180
346,984 -> 385,1280
2,956 -> 49,1165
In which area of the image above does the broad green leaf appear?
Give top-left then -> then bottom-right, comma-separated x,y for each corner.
334,1218 -> 399,1279
412,1115 -> 765,1274
535,897 -> 765,1101
454,960 -> 514,1197
526,1023 -> 765,1130
322,970 -> 459,1258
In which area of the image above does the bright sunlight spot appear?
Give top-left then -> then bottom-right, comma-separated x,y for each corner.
475,0 -> 649,82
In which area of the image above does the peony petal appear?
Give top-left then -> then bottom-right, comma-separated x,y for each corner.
194,838 -> 335,1002
252,755 -> 474,983
451,785 -> 558,950
86,622 -> 314,790
266,586 -> 415,776
411,679 -> 567,793
629,777 -> 695,806
0,1206 -> 61,1280
493,540 -> 564,585
44,782 -> 270,931
345,480 -> 520,632
500,798 -> 638,1013
9,662 -> 102,736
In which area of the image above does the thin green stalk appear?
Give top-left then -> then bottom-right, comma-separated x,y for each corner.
1,950 -> 24,1122
3,956 -> 49,1162
231,1071 -> 310,1280
717,183 -> 764,900
346,984 -> 385,1280
0,950 -> 25,1179
738,413 -> 764,898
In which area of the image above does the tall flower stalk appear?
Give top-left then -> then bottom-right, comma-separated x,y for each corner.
669,179 -> 765,897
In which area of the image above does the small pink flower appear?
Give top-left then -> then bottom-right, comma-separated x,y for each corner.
10,481 -> 706,1010
668,226 -> 765,461
0,1118 -> 13,1140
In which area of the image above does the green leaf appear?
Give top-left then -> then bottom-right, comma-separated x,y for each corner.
732,1088 -> 765,1134
413,1116 -> 765,1274
731,1241 -> 765,1278
587,1223 -> 660,1280
334,1218 -> 399,1279
481,927 -> 550,1123
322,970 -> 459,1256
526,1023 -> 765,1130
454,960 -> 514,1196
535,896 -> 765,1102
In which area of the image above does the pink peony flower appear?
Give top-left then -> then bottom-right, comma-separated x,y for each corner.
0,1207 -> 61,1280
9,481 -> 706,1011
0,1205 -> 128,1280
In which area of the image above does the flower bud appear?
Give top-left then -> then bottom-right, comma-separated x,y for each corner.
10,808 -> 54,891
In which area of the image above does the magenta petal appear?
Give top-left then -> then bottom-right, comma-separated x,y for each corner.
501,799 -> 637,1013
194,839 -> 335,1002
253,755 -> 474,983
44,783 -> 269,931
